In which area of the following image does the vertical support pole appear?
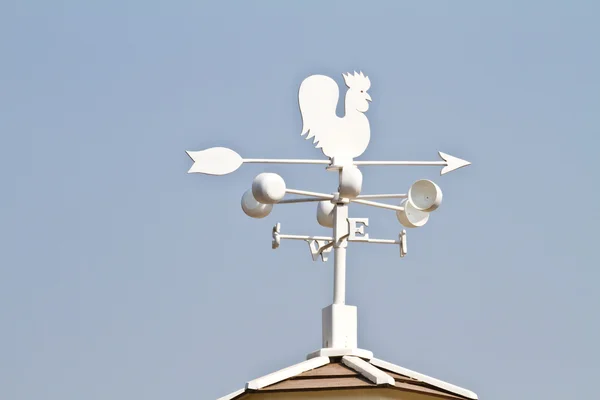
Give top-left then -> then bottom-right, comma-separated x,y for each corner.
333,203 -> 348,304
320,167 -> 358,351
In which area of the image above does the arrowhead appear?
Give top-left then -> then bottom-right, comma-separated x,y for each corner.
438,152 -> 471,175
186,147 -> 243,175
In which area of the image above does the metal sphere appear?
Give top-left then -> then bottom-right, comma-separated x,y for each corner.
316,200 -> 335,228
241,189 -> 273,218
252,173 -> 286,204
339,166 -> 363,199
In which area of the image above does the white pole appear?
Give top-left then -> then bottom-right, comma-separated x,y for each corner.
333,168 -> 347,305
333,243 -> 347,304
332,202 -> 349,305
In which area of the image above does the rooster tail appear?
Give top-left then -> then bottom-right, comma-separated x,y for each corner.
298,75 -> 340,151
301,128 -> 322,148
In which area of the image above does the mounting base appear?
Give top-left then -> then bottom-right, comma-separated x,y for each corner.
306,347 -> 374,360
322,304 -> 357,348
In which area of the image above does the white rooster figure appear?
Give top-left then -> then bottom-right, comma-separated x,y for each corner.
299,71 -> 372,167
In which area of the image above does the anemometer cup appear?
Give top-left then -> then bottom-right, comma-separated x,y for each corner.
396,199 -> 430,228
241,189 -> 273,218
317,200 -> 335,228
408,179 -> 442,212
252,173 -> 286,204
339,166 -> 363,199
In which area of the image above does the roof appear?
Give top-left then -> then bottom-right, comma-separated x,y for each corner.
218,355 -> 478,400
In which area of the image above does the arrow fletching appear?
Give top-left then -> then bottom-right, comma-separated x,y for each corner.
439,152 -> 471,175
186,147 -> 243,175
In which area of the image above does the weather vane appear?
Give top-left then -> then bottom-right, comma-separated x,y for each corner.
187,71 -> 470,313
192,72 -> 477,400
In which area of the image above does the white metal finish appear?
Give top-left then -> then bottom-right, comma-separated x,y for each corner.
244,158 -> 330,165
299,72 -> 371,166
252,173 -> 287,204
400,230 -> 407,257
307,347 -> 374,360
189,73 -> 475,400
273,221 -> 404,261
246,356 -> 330,390
370,358 -> 478,399
396,199 -> 429,228
350,198 -> 404,212
353,160 -> 445,166
356,193 -> 407,199
277,197 -> 323,204
354,151 -> 471,176
338,166 -> 363,198
308,240 -> 333,261
241,189 -> 273,218
187,148 -> 330,175
408,179 -> 442,212
322,304 -> 357,349
347,218 -> 369,242
279,234 -> 333,242
357,238 -> 396,245
271,223 -> 281,249
439,151 -> 472,175
187,147 -> 471,176
316,200 -> 335,228
342,356 -> 395,386
333,203 -> 348,305
286,188 -> 334,200
186,147 -> 243,175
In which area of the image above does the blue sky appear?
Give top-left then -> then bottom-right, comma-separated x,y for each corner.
1,1 -> 599,399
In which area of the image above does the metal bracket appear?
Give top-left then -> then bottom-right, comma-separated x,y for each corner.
399,229 -> 407,258
272,223 -> 281,249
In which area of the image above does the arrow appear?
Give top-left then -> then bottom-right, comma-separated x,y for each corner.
186,147 -> 470,176
353,151 -> 471,175
439,152 -> 472,175
186,147 -> 329,175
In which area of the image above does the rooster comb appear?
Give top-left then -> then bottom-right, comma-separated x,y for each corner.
342,71 -> 371,90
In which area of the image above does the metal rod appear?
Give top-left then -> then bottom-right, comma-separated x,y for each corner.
350,198 -> 404,212
366,238 -> 400,245
279,234 -> 333,241
354,160 -> 445,166
356,194 -> 407,199
333,245 -> 346,304
278,198 -> 325,204
286,188 -> 334,199
332,201 -> 349,305
244,158 -> 330,165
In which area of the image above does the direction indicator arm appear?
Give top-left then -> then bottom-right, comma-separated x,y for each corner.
186,147 -> 330,175
187,148 -> 470,176
354,152 -> 471,175
244,158 -> 330,165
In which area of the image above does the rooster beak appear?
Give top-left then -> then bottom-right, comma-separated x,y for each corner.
365,93 -> 372,102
